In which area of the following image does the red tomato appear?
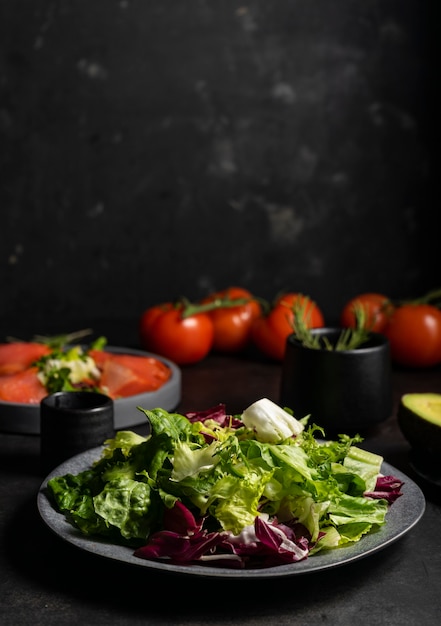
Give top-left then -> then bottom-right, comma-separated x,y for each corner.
340,293 -> 392,333
250,316 -> 283,361
252,293 -> 325,361
384,304 -> 441,368
201,286 -> 262,353
139,304 -> 214,365
139,303 -> 174,352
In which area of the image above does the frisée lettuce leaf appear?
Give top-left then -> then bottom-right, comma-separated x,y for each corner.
47,398 -> 403,569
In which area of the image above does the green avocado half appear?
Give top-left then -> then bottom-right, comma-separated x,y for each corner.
398,393 -> 441,455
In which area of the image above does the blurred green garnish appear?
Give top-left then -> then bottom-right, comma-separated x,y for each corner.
292,300 -> 371,351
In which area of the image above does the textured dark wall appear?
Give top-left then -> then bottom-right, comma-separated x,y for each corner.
0,1 -> 437,346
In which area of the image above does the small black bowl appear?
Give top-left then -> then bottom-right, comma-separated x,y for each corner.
40,391 -> 115,476
280,328 -> 392,436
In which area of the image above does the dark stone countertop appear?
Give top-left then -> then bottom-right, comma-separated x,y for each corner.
1,352 -> 441,626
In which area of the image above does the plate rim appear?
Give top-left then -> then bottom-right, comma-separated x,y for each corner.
37,447 -> 426,579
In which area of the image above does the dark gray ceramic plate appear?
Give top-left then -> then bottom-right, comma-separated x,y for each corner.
0,346 -> 181,434
37,447 -> 426,579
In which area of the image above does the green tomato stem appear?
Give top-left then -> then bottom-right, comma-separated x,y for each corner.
396,288 -> 441,308
179,296 -> 256,319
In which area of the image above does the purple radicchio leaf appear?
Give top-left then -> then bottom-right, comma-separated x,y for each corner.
365,475 -> 404,503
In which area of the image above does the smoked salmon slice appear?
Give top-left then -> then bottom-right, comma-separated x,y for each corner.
0,344 -> 172,404
91,351 -> 172,399
0,366 -> 47,403
0,342 -> 51,376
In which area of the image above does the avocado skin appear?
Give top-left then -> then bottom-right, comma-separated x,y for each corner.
398,393 -> 441,457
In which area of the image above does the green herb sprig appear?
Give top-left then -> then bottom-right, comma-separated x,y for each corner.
292,299 -> 371,351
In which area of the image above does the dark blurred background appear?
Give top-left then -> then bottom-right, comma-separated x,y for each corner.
0,1 -> 437,347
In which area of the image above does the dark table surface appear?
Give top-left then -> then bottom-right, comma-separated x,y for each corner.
1,351 -> 441,626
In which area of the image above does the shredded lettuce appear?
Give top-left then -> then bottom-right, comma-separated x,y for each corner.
47,398 -> 403,569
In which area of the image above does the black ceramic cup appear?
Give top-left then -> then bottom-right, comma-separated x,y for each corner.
279,328 -> 392,436
40,391 -> 115,476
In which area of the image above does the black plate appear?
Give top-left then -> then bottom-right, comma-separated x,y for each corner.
0,346 -> 181,434
37,447 -> 426,579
